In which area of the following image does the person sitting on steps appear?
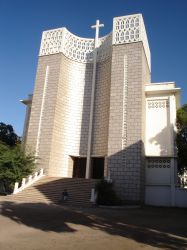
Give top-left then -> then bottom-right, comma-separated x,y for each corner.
61,189 -> 68,202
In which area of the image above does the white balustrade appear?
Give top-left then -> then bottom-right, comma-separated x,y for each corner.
13,168 -> 44,194
21,178 -> 26,187
34,172 -> 38,179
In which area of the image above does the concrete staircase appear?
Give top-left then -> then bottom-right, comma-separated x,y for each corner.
1,177 -> 98,207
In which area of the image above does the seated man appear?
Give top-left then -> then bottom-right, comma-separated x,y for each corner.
61,189 -> 68,201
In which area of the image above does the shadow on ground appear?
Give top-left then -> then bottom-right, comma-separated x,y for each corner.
0,201 -> 187,250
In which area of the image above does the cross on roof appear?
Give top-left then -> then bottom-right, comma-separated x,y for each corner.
91,20 -> 104,48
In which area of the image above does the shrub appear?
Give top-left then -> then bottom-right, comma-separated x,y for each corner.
176,104 -> 187,175
95,179 -> 122,206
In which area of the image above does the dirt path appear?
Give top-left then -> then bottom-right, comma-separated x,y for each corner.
0,202 -> 186,250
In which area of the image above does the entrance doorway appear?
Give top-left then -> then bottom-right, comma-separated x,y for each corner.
91,157 -> 104,179
72,157 -> 86,178
71,156 -> 104,179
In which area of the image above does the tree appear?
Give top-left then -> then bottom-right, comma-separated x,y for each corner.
176,104 -> 187,175
0,143 -> 36,192
0,122 -> 35,193
0,122 -> 20,146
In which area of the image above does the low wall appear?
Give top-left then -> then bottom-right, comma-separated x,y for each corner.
175,188 -> 187,207
145,185 -> 187,207
145,185 -> 171,206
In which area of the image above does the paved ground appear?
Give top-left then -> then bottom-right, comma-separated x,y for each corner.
0,201 -> 187,250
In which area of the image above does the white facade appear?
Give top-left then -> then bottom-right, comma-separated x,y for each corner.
145,82 -> 180,156
22,13 -> 186,206
144,83 -> 186,207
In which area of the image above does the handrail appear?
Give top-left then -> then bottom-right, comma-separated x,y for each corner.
13,168 -> 44,194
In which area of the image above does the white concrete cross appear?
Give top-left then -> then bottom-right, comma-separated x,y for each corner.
86,20 -> 104,179
91,20 -> 104,48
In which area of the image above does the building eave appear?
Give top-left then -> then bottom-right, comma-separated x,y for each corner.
20,99 -> 32,105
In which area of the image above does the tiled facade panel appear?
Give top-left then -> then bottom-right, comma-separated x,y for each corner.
92,59 -> 111,156
48,55 -> 93,176
26,54 -> 62,173
26,53 -> 111,177
108,42 -> 150,202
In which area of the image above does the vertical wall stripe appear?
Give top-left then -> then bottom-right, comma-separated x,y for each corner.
122,55 -> 128,149
35,65 -> 49,156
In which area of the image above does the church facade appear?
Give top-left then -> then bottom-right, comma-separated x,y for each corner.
22,14 -> 180,203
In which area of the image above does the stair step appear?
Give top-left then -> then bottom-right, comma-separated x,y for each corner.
6,176 -> 98,207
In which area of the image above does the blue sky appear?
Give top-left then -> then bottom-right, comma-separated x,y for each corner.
0,0 -> 187,135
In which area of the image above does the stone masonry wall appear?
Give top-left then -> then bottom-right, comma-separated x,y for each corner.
140,46 -> 151,200
92,58 -> 111,156
26,54 -> 62,173
108,42 -> 150,202
26,52 -> 111,177
49,54 -> 111,176
22,102 -> 32,145
48,55 -> 93,176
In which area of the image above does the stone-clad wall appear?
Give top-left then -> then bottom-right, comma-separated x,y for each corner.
108,42 -> 150,202
48,55 -> 93,176
92,59 -> 111,156
26,54 -> 62,173
140,45 -> 151,200
26,52 -> 111,176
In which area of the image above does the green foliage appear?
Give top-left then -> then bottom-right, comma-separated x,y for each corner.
176,104 -> 187,175
176,104 -> 187,128
0,122 -> 20,146
0,143 -> 36,192
95,179 -> 122,206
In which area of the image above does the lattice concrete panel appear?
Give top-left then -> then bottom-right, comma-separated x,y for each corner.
39,28 -> 64,55
147,100 -> 169,109
39,28 -> 112,63
146,157 -> 171,185
62,29 -> 94,62
113,14 -> 151,70
147,157 -> 171,169
39,14 -> 150,68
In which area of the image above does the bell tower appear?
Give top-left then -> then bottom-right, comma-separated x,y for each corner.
108,14 -> 151,202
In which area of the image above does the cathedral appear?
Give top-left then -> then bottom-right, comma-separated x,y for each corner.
22,14 -> 181,204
